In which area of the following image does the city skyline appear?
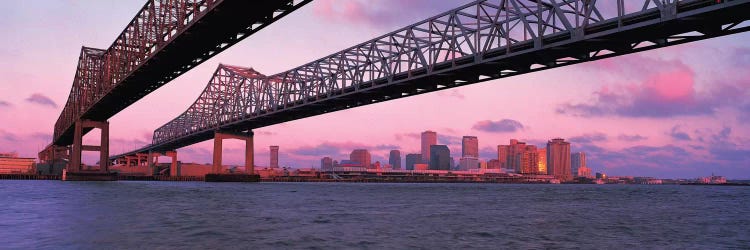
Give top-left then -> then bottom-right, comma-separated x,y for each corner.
0,1 -> 749,179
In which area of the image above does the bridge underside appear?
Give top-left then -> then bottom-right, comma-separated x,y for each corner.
54,0 -> 310,146
113,0 -> 750,160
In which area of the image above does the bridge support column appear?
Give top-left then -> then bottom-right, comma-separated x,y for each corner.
166,151 -> 178,176
64,119 -> 116,181
148,151 -> 162,176
207,131 -> 258,182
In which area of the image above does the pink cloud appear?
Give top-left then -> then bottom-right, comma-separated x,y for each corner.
558,55 -> 750,118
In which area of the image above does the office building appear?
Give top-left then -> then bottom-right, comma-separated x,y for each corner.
405,153 -> 421,170
270,146 -> 279,168
320,157 -> 333,171
537,148 -> 547,174
459,157 -> 479,171
547,138 -> 572,181
571,152 -> 586,177
462,136 -> 479,158
497,145 -> 509,169
429,145 -> 450,170
389,150 -> 401,170
421,131 -> 437,163
350,149 -> 372,169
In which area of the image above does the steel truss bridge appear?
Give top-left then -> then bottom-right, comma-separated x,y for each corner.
38,0 -> 312,172
113,0 -> 750,160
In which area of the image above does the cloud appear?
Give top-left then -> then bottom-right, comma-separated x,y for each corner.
668,126 -> 692,141
472,119 -> 525,133
569,133 -> 608,144
438,134 -> 461,145
557,55 -> 750,118
618,134 -> 648,142
26,93 -> 57,108
394,132 -> 420,141
289,141 -> 399,158
0,100 -> 11,107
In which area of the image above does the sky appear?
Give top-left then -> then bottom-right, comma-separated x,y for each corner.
0,0 -> 748,179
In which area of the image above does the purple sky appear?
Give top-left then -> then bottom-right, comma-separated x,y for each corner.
0,1 -> 748,179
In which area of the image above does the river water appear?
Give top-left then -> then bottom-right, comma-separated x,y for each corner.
1,181 -> 748,249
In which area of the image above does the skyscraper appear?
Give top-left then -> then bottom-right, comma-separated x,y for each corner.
518,145 -> 538,174
320,157 -> 333,171
537,148 -> 547,174
389,150 -> 401,170
405,153 -> 422,170
270,146 -> 279,168
547,138 -> 572,181
421,131 -> 437,163
429,145 -> 450,170
508,139 -> 527,172
571,152 -> 586,177
350,149 -> 372,169
497,145 -> 509,169
462,136 -> 479,158
459,157 -> 479,170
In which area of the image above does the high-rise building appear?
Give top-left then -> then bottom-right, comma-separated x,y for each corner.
508,139 -> 527,172
537,148 -> 547,174
518,145 -> 538,174
405,153 -> 421,170
462,136 -> 479,158
270,146 -> 279,168
497,145 -> 509,169
429,145 -> 450,170
547,138 -> 572,181
350,149 -> 372,169
389,150 -> 401,170
571,152 -> 586,177
320,157 -> 333,171
421,131 -> 437,163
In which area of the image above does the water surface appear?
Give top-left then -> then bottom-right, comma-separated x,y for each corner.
1,181 -> 748,249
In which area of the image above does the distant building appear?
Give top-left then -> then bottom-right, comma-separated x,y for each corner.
421,131 -> 437,163
270,146 -> 279,168
350,149 -> 372,169
577,166 -> 592,178
320,157 -> 333,171
518,145 -> 538,174
429,145 -> 450,170
547,138 -> 572,181
459,157 -> 479,171
414,163 -> 429,171
497,145 -> 509,169
571,152 -> 586,177
596,172 -> 607,179
537,148 -> 547,174
462,136 -> 479,158
405,154 -> 421,170
0,152 -> 34,174
389,150 -> 401,170
487,159 -> 501,169
508,139 -> 527,172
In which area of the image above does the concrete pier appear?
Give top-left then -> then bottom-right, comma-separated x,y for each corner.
62,171 -> 118,181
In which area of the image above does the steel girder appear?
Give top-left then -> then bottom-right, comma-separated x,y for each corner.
49,0 -> 312,148
124,0 -> 750,156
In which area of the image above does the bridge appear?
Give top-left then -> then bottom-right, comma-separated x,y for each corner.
46,0 -> 750,180
37,0 -> 312,179
109,0 -> 750,177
